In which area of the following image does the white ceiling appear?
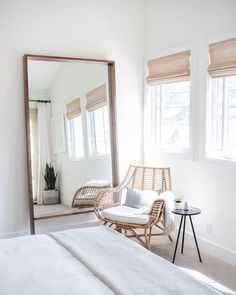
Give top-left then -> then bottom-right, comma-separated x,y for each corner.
28,60 -> 63,98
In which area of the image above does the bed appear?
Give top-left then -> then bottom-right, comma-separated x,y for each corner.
0,226 -> 220,295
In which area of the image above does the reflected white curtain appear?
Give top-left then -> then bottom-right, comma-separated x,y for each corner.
37,103 -> 53,205
29,108 -> 38,202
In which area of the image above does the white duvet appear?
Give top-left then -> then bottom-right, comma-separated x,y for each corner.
0,226 -> 220,295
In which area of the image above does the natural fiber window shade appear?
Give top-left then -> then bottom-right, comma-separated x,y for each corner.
208,38 -> 236,78
86,84 -> 107,112
66,98 -> 81,119
147,50 -> 190,86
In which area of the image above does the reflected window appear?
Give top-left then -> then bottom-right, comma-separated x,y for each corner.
86,84 -> 110,156
67,115 -> 84,159
147,81 -> 190,151
88,105 -> 110,156
66,98 -> 84,159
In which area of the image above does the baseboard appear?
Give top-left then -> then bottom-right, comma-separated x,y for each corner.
0,230 -> 30,240
61,198 -> 72,206
183,230 -> 236,267
0,220 -> 102,240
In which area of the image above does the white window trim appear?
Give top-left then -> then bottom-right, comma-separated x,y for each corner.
66,115 -> 86,161
143,43 -> 195,160
86,105 -> 111,158
202,32 -> 236,166
64,83 -> 111,162
205,76 -> 236,165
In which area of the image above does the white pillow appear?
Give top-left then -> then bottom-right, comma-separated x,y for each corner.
124,187 -> 160,210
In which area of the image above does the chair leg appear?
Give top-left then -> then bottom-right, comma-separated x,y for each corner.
168,235 -> 173,242
103,221 -> 108,226
127,228 -> 147,248
148,227 -> 152,243
144,228 -> 150,250
115,226 -> 122,233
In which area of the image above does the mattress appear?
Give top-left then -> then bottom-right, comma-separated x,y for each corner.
0,226 -> 220,295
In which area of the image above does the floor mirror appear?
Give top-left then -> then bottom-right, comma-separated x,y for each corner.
23,54 -> 119,234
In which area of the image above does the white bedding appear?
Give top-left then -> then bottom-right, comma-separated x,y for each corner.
0,226 -> 220,295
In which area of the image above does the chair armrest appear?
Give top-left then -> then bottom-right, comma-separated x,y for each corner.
94,185 -> 124,221
147,199 -> 165,227
72,185 -> 110,208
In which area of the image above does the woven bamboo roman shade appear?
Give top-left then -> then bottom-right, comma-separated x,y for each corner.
208,38 -> 236,78
86,84 -> 107,112
147,50 -> 190,86
66,98 -> 81,119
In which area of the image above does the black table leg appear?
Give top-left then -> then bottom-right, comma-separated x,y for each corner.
189,215 -> 202,262
172,215 -> 183,263
181,215 -> 186,254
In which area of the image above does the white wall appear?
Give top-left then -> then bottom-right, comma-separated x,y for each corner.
2,0 -> 235,266
50,62 -> 112,204
144,0 -> 236,264
0,0 -> 144,237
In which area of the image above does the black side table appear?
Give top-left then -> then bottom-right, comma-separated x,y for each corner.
171,207 -> 202,263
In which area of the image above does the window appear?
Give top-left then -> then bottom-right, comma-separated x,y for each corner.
148,81 -> 190,150
66,98 -> 84,159
87,105 -> 110,156
206,76 -> 236,159
67,115 -> 84,159
207,38 -> 236,160
86,84 -> 110,156
146,50 -> 191,153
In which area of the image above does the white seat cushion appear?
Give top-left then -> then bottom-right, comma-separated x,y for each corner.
102,205 -> 150,224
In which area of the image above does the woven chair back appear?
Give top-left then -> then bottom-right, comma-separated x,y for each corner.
122,165 -> 171,192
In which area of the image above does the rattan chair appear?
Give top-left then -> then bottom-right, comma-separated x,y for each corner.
72,184 -> 111,209
95,165 -> 172,249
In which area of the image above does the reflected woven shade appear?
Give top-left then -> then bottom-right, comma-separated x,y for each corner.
86,84 -> 107,112
147,50 -> 190,86
208,38 -> 236,78
66,98 -> 81,119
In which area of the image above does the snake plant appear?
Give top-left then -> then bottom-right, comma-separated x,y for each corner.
43,163 -> 58,190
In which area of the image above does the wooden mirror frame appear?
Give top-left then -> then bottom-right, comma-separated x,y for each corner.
23,54 -> 119,234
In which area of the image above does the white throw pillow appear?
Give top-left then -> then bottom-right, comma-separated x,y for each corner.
124,187 -> 161,211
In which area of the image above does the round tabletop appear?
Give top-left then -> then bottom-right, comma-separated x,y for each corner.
171,207 -> 201,216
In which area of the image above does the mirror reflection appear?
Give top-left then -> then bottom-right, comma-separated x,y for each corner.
27,58 -> 112,218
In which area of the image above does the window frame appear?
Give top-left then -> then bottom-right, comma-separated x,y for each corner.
87,105 -> 111,158
144,46 -> 194,160
206,75 -> 236,163
66,114 -> 85,161
148,81 -> 191,153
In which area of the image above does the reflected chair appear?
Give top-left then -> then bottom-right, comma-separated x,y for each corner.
72,184 -> 111,209
94,165 -> 172,249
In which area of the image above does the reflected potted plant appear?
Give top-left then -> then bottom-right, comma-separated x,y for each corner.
43,163 -> 59,204
174,196 -> 183,210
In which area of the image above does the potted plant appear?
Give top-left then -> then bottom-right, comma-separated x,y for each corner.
43,163 -> 59,205
174,196 -> 183,210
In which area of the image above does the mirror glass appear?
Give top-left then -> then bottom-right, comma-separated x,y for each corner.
27,58 -> 113,219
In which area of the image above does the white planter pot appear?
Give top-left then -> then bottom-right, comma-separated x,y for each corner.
43,190 -> 59,205
175,202 -> 182,210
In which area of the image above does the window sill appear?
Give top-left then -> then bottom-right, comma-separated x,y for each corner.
144,147 -> 193,161
203,155 -> 236,166
68,157 -> 86,162
88,154 -> 111,161
160,150 -> 193,160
